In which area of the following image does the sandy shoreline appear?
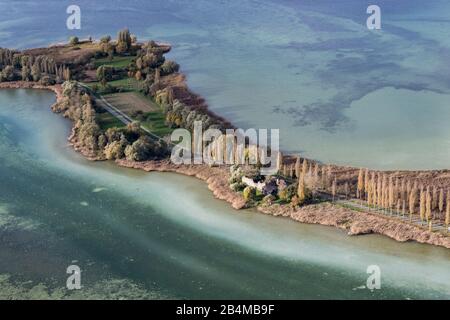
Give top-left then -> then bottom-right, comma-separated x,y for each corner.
116,159 -> 450,249
0,81 -> 63,99
1,81 -> 449,249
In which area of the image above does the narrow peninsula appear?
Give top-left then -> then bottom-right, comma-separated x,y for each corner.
1,29 -> 449,249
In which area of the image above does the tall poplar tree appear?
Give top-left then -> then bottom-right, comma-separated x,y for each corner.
331,177 -> 337,202
419,188 -> 425,223
295,156 -> 301,178
297,174 -> 306,203
409,187 -> 416,222
302,159 -> 308,177
438,189 -> 444,216
364,169 -> 369,200
357,169 -> 364,200
277,152 -> 283,174
426,187 -> 432,222
446,191 -> 450,231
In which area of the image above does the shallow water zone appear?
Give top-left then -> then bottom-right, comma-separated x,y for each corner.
1,0 -> 450,169
0,89 -> 449,299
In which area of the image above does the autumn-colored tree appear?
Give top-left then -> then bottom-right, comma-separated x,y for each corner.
364,169 -> 369,200
294,156 -> 301,178
155,67 -> 160,84
307,162 -> 313,177
327,165 -> 332,177
344,182 -> 349,199
425,187 -> 432,222
446,191 -> 450,231
388,176 -> 394,211
377,173 -> 382,208
432,186 -> 438,213
385,176 -> 390,210
357,168 -> 364,200
116,28 -> 132,54
331,177 -> 337,202
100,35 -> 111,44
438,189 -> 444,216
31,61 -> 41,81
401,179 -> 406,203
243,186 -> 256,201
96,65 -> 114,86
69,36 -> 79,46
394,179 -> 400,208
419,188 -> 425,223
21,65 -> 31,81
321,166 -> 327,189
160,60 -> 179,76
371,173 -> 377,207
276,152 -> 283,174
381,175 -> 387,211
313,163 -> 319,181
406,180 -> 411,199
409,187 -> 416,221
302,159 -> 308,177
63,66 -> 71,81
297,174 -> 306,203
326,166 -> 332,192
367,179 -> 373,208
104,140 -> 125,160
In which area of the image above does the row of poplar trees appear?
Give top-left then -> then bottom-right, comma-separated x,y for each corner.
276,153 -> 449,230
277,153 -> 336,205
357,169 -> 450,229
0,48 -> 71,83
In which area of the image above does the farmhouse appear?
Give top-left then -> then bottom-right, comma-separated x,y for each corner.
241,176 -> 281,195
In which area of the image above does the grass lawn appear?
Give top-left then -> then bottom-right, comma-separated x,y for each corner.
109,77 -> 141,91
86,55 -> 174,136
102,92 -> 173,137
94,55 -> 136,68
85,77 -> 141,94
141,111 -> 174,137
96,112 -> 125,130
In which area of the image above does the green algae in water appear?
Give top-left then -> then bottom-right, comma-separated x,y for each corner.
0,274 -> 171,300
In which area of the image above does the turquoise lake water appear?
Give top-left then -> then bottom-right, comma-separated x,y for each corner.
0,89 -> 449,299
0,0 -> 450,299
1,0 -> 450,169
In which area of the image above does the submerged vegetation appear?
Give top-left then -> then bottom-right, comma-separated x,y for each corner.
0,28 -> 230,161
52,81 -> 168,161
0,28 -> 449,238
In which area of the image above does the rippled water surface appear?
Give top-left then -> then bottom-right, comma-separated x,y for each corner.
0,0 -> 450,299
0,90 -> 449,299
2,0 -> 450,168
